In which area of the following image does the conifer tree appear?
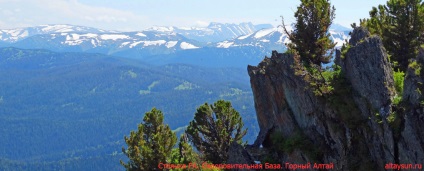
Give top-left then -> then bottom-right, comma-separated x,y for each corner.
121,108 -> 177,171
282,0 -> 337,96
185,100 -> 247,164
283,0 -> 336,67
168,133 -> 202,171
362,0 -> 424,72
178,133 -> 200,165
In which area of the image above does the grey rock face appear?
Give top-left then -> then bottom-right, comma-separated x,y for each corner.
241,26 -> 424,170
348,27 -> 370,46
343,28 -> 394,116
398,48 -> 424,164
403,49 -> 424,106
226,141 -> 256,171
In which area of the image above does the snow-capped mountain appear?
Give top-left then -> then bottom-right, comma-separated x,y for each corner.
216,26 -> 289,53
147,22 -> 273,43
3,24 -> 202,58
0,25 -> 108,43
214,24 -> 350,51
0,23 -> 351,68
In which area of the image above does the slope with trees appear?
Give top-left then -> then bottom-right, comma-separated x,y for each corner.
0,47 -> 258,170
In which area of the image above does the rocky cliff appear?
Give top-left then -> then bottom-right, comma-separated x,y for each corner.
242,27 -> 424,170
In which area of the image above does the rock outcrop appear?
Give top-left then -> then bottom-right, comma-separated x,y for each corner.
226,141 -> 256,171
398,48 -> 424,164
241,27 -> 424,170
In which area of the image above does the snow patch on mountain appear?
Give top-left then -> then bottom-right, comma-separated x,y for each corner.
100,34 -> 130,40
129,41 -> 143,48
217,41 -> 234,48
120,42 -> 131,48
166,41 -> 178,48
180,42 -> 199,49
238,33 -> 254,40
136,32 -> 147,37
329,30 -> 350,46
145,40 -> 167,46
41,25 -> 75,32
90,39 -> 97,47
0,29 -> 28,41
149,26 -> 174,32
61,33 -> 100,46
254,28 -> 275,39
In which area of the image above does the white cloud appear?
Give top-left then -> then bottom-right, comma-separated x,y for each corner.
40,0 -> 143,25
36,0 -> 136,22
0,0 -> 150,31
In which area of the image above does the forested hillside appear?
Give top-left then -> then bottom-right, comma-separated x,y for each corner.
0,47 -> 258,170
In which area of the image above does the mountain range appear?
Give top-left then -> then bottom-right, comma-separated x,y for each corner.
0,23 -> 351,68
0,22 -> 352,170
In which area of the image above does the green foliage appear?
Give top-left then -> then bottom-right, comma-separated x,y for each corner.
409,60 -> 422,76
121,108 -> 177,170
177,133 -> 201,166
375,112 -> 383,124
340,40 -> 351,59
292,54 -> 336,96
387,112 -> 396,124
394,70 -> 405,93
393,69 -> 405,104
170,148 -> 181,164
363,0 -> 424,72
393,95 -> 403,105
416,88 -> 422,95
186,100 -> 247,164
282,0 -> 336,67
168,134 -> 202,171
325,66 -> 365,128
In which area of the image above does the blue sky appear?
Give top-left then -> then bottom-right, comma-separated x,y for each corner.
0,0 -> 387,31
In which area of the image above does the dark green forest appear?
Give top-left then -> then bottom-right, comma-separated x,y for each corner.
0,47 -> 258,170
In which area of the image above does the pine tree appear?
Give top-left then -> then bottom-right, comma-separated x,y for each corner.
185,100 -> 247,164
178,133 -> 200,165
362,0 -> 424,72
282,0 -> 337,96
283,0 -> 336,67
120,108 -> 177,171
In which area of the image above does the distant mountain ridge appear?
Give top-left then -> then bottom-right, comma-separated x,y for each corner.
146,22 -> 273,43
0,25 -> 108,43
0,23 -> 271,44
0,23 -> 351,68
215,24 -> 350,49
